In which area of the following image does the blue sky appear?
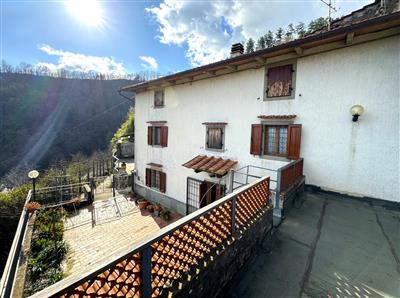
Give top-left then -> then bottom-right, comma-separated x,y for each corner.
1,0 -> 372,76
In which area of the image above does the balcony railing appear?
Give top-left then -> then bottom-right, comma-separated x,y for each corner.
30,176 -> 271,298
0,191 -> 31,298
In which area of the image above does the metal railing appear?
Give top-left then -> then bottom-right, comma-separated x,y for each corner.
0,191 -> 31,298
231,158 -> 304,210
30,176 -> 271,298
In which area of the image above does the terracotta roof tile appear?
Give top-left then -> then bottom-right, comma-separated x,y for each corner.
182,155 -> 237,176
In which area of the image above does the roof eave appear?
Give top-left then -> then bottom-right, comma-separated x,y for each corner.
121,11 -> 400,93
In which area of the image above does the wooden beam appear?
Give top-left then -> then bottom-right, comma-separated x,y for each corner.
255,57 -> 266,64
225,65 -> 237,71
294,46 -> 303,55
205,70 -> 216,76
346,32 -> 355,45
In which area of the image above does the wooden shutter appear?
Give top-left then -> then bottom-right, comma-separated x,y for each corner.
161,126 -> 168,147
199,182 -> 208,208
159,171 -> 166,193
146,168 -> 152,187
287,124 -> 302,160
266,64 -> 293,97
147,127 -> 153,145
250,124 -> 262,155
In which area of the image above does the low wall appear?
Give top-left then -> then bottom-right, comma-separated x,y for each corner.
173,207 -> 273,298
135,183 -> 186,215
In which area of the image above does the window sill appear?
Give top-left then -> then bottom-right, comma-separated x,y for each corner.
260,155 -> 290,162
264,95 -> 295,101
153,105 -> 165,109
205,147 -> 225,152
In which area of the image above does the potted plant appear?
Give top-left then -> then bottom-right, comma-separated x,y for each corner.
160,209 -> 171,221
137,199 -> 148,210
154,203 -> 162,216
25,201 -> 41,213
147,204 -> 154,213
127,191 -> 135,199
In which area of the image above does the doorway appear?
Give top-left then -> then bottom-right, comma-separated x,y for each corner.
186,177 -> 226,214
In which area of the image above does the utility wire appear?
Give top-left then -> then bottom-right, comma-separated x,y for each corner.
0,98 -> 131,168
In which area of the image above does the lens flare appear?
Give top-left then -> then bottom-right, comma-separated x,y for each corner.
66,0 -> 105,27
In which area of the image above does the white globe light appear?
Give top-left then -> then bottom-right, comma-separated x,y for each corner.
28,170 -> 39,179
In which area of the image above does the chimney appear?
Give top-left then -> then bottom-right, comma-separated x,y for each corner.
230,43 -> 244,57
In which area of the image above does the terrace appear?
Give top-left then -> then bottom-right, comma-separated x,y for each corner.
220,190 -> 400,298
1,159 -> 399,298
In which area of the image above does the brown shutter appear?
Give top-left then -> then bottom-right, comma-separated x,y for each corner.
148,126 -> 153,145
146,168 -> 152,187
161,126 -> 168,147
199,182 -> 208,208
159,171 -> 166,193
267,64 -> 293,97
250,124 -> 262,155
287,124 -> 302,160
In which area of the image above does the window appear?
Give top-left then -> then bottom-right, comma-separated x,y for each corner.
153,127 -> 161,145
250,124 -> 302,159
148,126 -> 168,147
263,126 -> 288,156
206,126 -> 224,150
146,168 -> 166,193
265,63 -> 295,99
154,90 -> 164,107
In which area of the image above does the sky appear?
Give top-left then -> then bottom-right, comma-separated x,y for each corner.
1,0 -> 373,76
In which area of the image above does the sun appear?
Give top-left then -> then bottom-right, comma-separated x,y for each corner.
66,0 -> 104,27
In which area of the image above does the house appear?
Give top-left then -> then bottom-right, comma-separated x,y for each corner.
122,0 -> 400,215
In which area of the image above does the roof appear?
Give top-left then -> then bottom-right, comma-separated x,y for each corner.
182,155 -> 237,176
121,0 -> 400,94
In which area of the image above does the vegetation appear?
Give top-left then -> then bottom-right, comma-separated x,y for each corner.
0,72 -> 134,180
244,17 -> 329,53
0,184 -> 30,275
24,208 -> 67,296
111,108 -> 135,148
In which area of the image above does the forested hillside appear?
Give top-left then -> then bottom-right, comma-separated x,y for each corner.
0,73 -> 135,181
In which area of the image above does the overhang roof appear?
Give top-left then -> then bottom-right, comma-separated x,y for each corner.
121,2 -> 400,94
258,115 -> 297,120
182,155 -> 237,176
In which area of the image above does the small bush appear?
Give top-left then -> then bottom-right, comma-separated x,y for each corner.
24,208 -> 68,296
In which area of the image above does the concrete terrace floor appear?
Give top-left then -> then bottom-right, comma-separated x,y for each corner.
221,191 -> 400,298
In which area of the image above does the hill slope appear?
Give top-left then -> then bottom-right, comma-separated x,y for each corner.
0,73 -> 135,179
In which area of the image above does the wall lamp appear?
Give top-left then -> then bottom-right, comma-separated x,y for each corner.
350,105 -> 365,122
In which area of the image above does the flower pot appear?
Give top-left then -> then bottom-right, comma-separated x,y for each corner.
138,200 -> 148,210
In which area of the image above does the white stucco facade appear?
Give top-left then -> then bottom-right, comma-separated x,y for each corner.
134,36 -> 400,209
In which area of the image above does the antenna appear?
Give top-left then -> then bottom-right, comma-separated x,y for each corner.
320,0 -> 338,30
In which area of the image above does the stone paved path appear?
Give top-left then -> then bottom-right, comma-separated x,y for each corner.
63,196 -> 181,276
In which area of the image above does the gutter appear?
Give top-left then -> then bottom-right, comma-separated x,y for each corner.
118,88 -> 135,105
121,10 -> 400,93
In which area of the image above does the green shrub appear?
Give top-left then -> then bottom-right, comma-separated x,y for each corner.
111,108 -> 134,148
24,208 -> 68,296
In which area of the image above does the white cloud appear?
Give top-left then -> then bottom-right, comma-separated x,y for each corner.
147,0 -> 371,66
139,55 -> 158,70
37,44 -> 127,75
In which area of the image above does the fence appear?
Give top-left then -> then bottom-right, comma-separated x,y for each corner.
0,191 -> 31,298
231,158 -> 304,214
34,182 -> 91,207
30,176 -> 271,298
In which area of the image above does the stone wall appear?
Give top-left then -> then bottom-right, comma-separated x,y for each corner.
169,207 -> 273,298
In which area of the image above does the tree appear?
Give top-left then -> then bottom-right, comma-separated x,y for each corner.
296,22 -> 307,39
264,30 -> 275,48
285,23 -> 295,42
256,36 -> 266,50
245,38 -> 255,53
307,17 -> 327,34
275,27 -> 284,45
